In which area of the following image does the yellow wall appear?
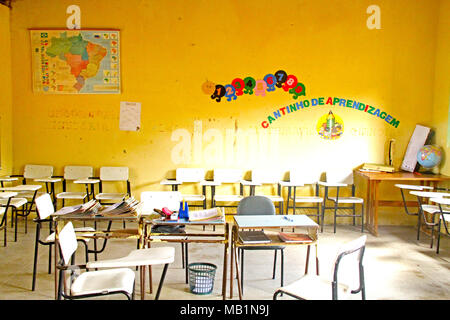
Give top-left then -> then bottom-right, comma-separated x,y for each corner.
7,0 -> 449,225
431,0 -> 450,178
0,5 -> 13,176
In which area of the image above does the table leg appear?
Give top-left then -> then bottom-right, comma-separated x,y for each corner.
233,244 -> 242,300
140,266 -> 145,300
229,235 -> 234,299
315,244 -> 319,275
305,245 -> 310,274
373,181 -> 380,236
222,239 -> 228,300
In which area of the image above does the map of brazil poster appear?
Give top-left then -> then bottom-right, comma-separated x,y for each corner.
30,29 -> 120,94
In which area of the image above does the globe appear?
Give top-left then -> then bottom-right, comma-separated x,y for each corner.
417,145 -> 442,169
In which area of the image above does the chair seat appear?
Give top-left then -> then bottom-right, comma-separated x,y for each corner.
70,268 -> 135,297
44,227 -> 95,244
421,204 -> 441,214
441,213 -> 449,222
275,274 -> 350,300
328,197 -> 364,204
86,247 -> 175,269
17,191 -> 45,200
95,193 -> 127,201
214,195 -> 244,202
56,192 -> 87,200
290,196 -> 323,203
182,194 -> 206,202
0,198 -> 28,208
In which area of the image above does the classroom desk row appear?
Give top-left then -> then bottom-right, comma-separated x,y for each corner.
52,211 -> 320,300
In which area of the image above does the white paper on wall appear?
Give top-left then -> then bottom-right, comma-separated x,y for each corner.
119,102 -> 141,131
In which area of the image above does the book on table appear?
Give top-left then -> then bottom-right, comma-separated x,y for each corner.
278,232 -> 313,243
238,230 -> 271,244
188,207 -> 224,222
361,163 -> 395,173
53,199 -> 101,216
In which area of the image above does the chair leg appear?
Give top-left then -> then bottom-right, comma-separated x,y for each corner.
417,212 -> 422,241
333,204 -> 338,233
361,203 -> 364,233
280,249 -> 284,288
32,225 -> 40,291
240,250 -> 244,295
436,220 -> 441,254
155,263 -> 169,300
14,208 -> 18,242
272,250 -> 277,279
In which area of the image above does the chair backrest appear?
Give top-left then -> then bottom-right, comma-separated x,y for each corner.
290,168 -> 322,185
332,235 -> 367,293
214,169 -> 242,183
99,167 -> 129,181
326,170 -> 354,185
35,193 -> 55,220
251,169 -> 282,184
140,191 -> 182,214
58,222 -> 78,265
24,165 -> 53,179
64,166 -> 94,180
237,196 -> 276,216
176,168 -> 205,183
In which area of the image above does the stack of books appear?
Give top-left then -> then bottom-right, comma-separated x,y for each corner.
238,230 -> 271,244
278,232 -> 313,243
100,198 -> 141,217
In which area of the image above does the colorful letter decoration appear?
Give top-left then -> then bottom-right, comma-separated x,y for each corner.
211,84 -> 226,102
289,83 -> 306,99
225,84 -> 237,101
232,78 -> 245,96
264,74 -> 276,92
243,77 -> 256,95
205,69 -> 306,102
254,80 -> 267,97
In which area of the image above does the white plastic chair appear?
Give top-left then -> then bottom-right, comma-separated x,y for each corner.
247,169 -> 284,214
32,193 -> 94,291
56,166 -> 95,207
319,170 -> 364,233
21,164 -> 61,201
409,190 -> 450,249
429,197 -> 450,254
95,167 -> 131,203
281,169 -> 324,223
56,222 -> 136,300
175,168 -> 207,209
395,184 -> 434,240
211,169 -> 244,213
273,235 -> 367,300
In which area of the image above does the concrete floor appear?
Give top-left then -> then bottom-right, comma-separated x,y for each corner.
0,218 -> 448,300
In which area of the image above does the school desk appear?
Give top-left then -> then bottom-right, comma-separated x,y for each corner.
231,215 -> 319,300
354,170 -> 450,236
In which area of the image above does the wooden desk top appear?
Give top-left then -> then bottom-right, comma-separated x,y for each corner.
355,170 -> 450,182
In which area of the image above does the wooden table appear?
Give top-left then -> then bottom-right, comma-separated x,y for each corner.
231,215 -> 319,300
354,170 -> 450,236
